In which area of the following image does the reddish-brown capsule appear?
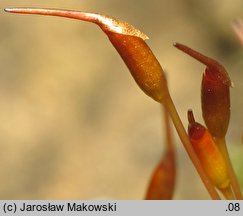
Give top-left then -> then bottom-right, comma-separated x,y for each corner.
174,43 -> 231,138
187,110 -> 230,190
5,8 -> 168,103
145,149 -> 176,200
106,33 -> 167,103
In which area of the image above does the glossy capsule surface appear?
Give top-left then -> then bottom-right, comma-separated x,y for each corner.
188,110 -> 230,189
175,43 -> 231,138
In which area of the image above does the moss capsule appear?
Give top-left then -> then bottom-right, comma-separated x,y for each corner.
174,43 -> 231,138
5,7 -> 168,103
188,110 -> 230,190
145,149 -> 176,200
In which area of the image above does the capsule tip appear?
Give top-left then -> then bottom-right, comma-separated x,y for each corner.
4,8 -> 22,13
173,42 -> 184,51
4,8 -> 12,12
173,42 -> 191,52
187,109 -> 195,125
173,42 -> 182,48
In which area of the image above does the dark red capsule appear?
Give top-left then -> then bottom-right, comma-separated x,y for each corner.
174,43 -> 232,138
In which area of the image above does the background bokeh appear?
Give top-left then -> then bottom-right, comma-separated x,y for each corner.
0,0 -> 242,199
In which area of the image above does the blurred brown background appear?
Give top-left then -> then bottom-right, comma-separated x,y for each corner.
0,0 -> 242,199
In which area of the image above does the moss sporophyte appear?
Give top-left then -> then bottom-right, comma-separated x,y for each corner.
4,7 -> 242,200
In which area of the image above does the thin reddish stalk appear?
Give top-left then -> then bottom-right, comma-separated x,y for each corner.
145,107 -> 176,200
163,96 -> 221,199
163,106 -> 174,151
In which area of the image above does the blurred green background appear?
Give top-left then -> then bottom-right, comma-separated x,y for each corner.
0,0 -> 242,199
